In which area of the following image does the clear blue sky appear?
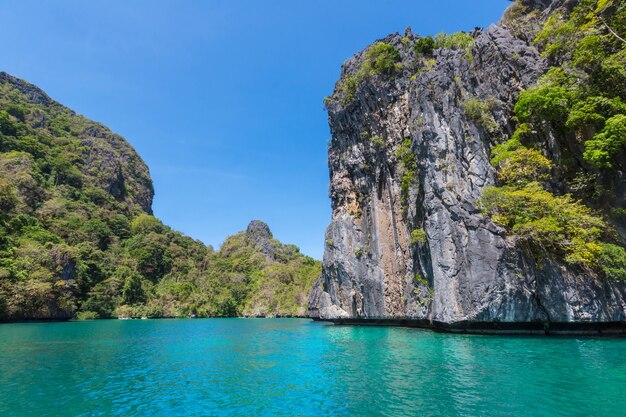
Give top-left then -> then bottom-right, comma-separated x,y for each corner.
0,0 -> 509,259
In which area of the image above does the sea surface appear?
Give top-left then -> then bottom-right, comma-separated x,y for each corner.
0,318 -> 624,416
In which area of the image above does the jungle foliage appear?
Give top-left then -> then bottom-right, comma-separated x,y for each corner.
0,76 -> 321,320
483,0 -> 626,281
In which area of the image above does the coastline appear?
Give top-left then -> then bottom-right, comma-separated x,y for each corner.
313,318 -> 626,336
0,315 -> 312,324
6,316 -> 626,337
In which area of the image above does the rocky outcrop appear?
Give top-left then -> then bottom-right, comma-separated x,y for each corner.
246,220 -> 276,260
309,2 -> 626,328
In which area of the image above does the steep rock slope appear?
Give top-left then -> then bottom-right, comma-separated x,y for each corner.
310,0 -> 626,326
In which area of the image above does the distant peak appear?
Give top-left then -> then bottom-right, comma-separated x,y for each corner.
246,220 -> 272,239
246,220 -> 275,259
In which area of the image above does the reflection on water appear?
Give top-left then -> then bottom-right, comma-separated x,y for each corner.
0,319 -> 624,416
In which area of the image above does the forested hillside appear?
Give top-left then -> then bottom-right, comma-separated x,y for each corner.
0,73 -> 319,320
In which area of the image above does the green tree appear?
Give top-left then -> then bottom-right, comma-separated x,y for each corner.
414,36 -> 435,55
434,32 -> 474,50
119,267 -> 145,305
491,142 -> 552,187
127,232 -> 172,282
584,114 -> 626,168
0,111 -> 18,136
130,214 -> 164,235
481,183 -> 608,267
410,229 -> 427,245
514,78 -> 572,125
0,179 -> 17,214
363,42 -> 402,75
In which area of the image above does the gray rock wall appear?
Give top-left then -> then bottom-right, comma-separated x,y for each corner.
309,12 -> 626,324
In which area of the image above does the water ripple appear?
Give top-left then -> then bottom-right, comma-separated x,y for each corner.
0,319 -> 624,416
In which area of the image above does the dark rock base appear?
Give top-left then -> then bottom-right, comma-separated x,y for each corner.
313,318 -> 626,336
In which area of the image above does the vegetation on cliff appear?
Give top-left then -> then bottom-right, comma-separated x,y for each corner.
483,0 -> 626,280
334,41 -> 403,105
0,73 -> 320,320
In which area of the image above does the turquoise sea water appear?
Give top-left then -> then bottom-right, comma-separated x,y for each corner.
0,319 -> 624,417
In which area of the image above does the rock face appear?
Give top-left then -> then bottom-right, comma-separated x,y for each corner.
246,220 -> 276,260
309,2 -> 626,326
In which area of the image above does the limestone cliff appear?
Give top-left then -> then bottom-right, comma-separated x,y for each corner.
309,0 -> 626,328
